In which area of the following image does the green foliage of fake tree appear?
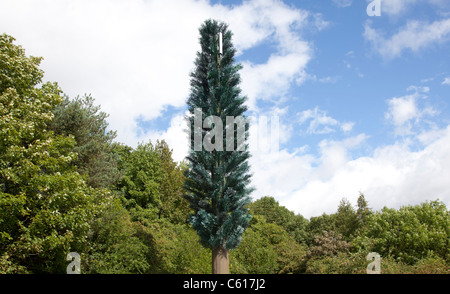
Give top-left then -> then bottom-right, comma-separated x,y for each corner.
184,19 -> 253,251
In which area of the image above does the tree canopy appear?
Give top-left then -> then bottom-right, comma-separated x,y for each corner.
0,33 -> 109,273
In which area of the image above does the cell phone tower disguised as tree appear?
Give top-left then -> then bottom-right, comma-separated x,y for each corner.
184,19 -> 253,274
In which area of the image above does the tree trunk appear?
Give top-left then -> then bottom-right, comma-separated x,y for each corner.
212,246 -> 229,274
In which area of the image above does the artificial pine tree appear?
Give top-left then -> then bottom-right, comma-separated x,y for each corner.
184,19 -> 253,274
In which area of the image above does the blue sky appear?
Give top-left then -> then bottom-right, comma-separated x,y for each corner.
1,0 -> 450,218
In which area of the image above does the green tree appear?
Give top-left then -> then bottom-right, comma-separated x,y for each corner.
356,193 -> 371,228
232,215 -> 306,274
249,196 -> 309,244
230,216 -> 278,274
114,140 -> 189,223
83,199 -> 152,274
307,213 -> 337,244
0,34 -> 108,273
334,198 -> 359,240
303,230 -> 351,273
155,140 -> 190,223
144,219 -> 211,274
115,141 -> 163,211
357,200 -> 449,264
307,197 -> 362,244
249,197 -> 291,225
49,94 -> 119,188
184,19 -> 253,274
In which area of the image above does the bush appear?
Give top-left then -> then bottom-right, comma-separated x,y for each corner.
381,256 -> 450,274
305,251 -> 367,274
232,215 -> 306,274
231,226 -> 278,274
145,219 -> 211,274
84,199 -> 152,274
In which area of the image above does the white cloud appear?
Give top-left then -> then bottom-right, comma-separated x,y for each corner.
310,12 -> 331,32
364,18 -> 450,59
235,0 -> 313,110
241,51 -> 311,109
407,85 -> 430,93
0,0 -> 213,147
143,113 -> 189,164
421,77 -> 434,83
341,122 -> 355,132
298,107 -> 354,135
372,0 -> 450,16
316,134 -> 370,180
248,132 -> 371,217
385,86 -> 437,136
249,85 -> 448,218
251,124 -> 450,219
333,0 -> 353,8
380,0 -> 417,16
299,107 -> 338,135
0,0 -> 316,147
385,95 -> 419,133
299,74 -> 341,84
318,76 -> 340,83
442,77 -> 450,85
248,145 -> 315,202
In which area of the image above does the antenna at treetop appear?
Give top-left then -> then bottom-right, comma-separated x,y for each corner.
218,32 -> 223,55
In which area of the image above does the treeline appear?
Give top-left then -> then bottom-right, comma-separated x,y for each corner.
245,195 -> 449,274
1,34 -> 449,274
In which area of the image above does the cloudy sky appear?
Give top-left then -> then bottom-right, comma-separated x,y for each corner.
1,0 -> 450,218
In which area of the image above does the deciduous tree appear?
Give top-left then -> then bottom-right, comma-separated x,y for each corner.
0,34 -> 108,273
